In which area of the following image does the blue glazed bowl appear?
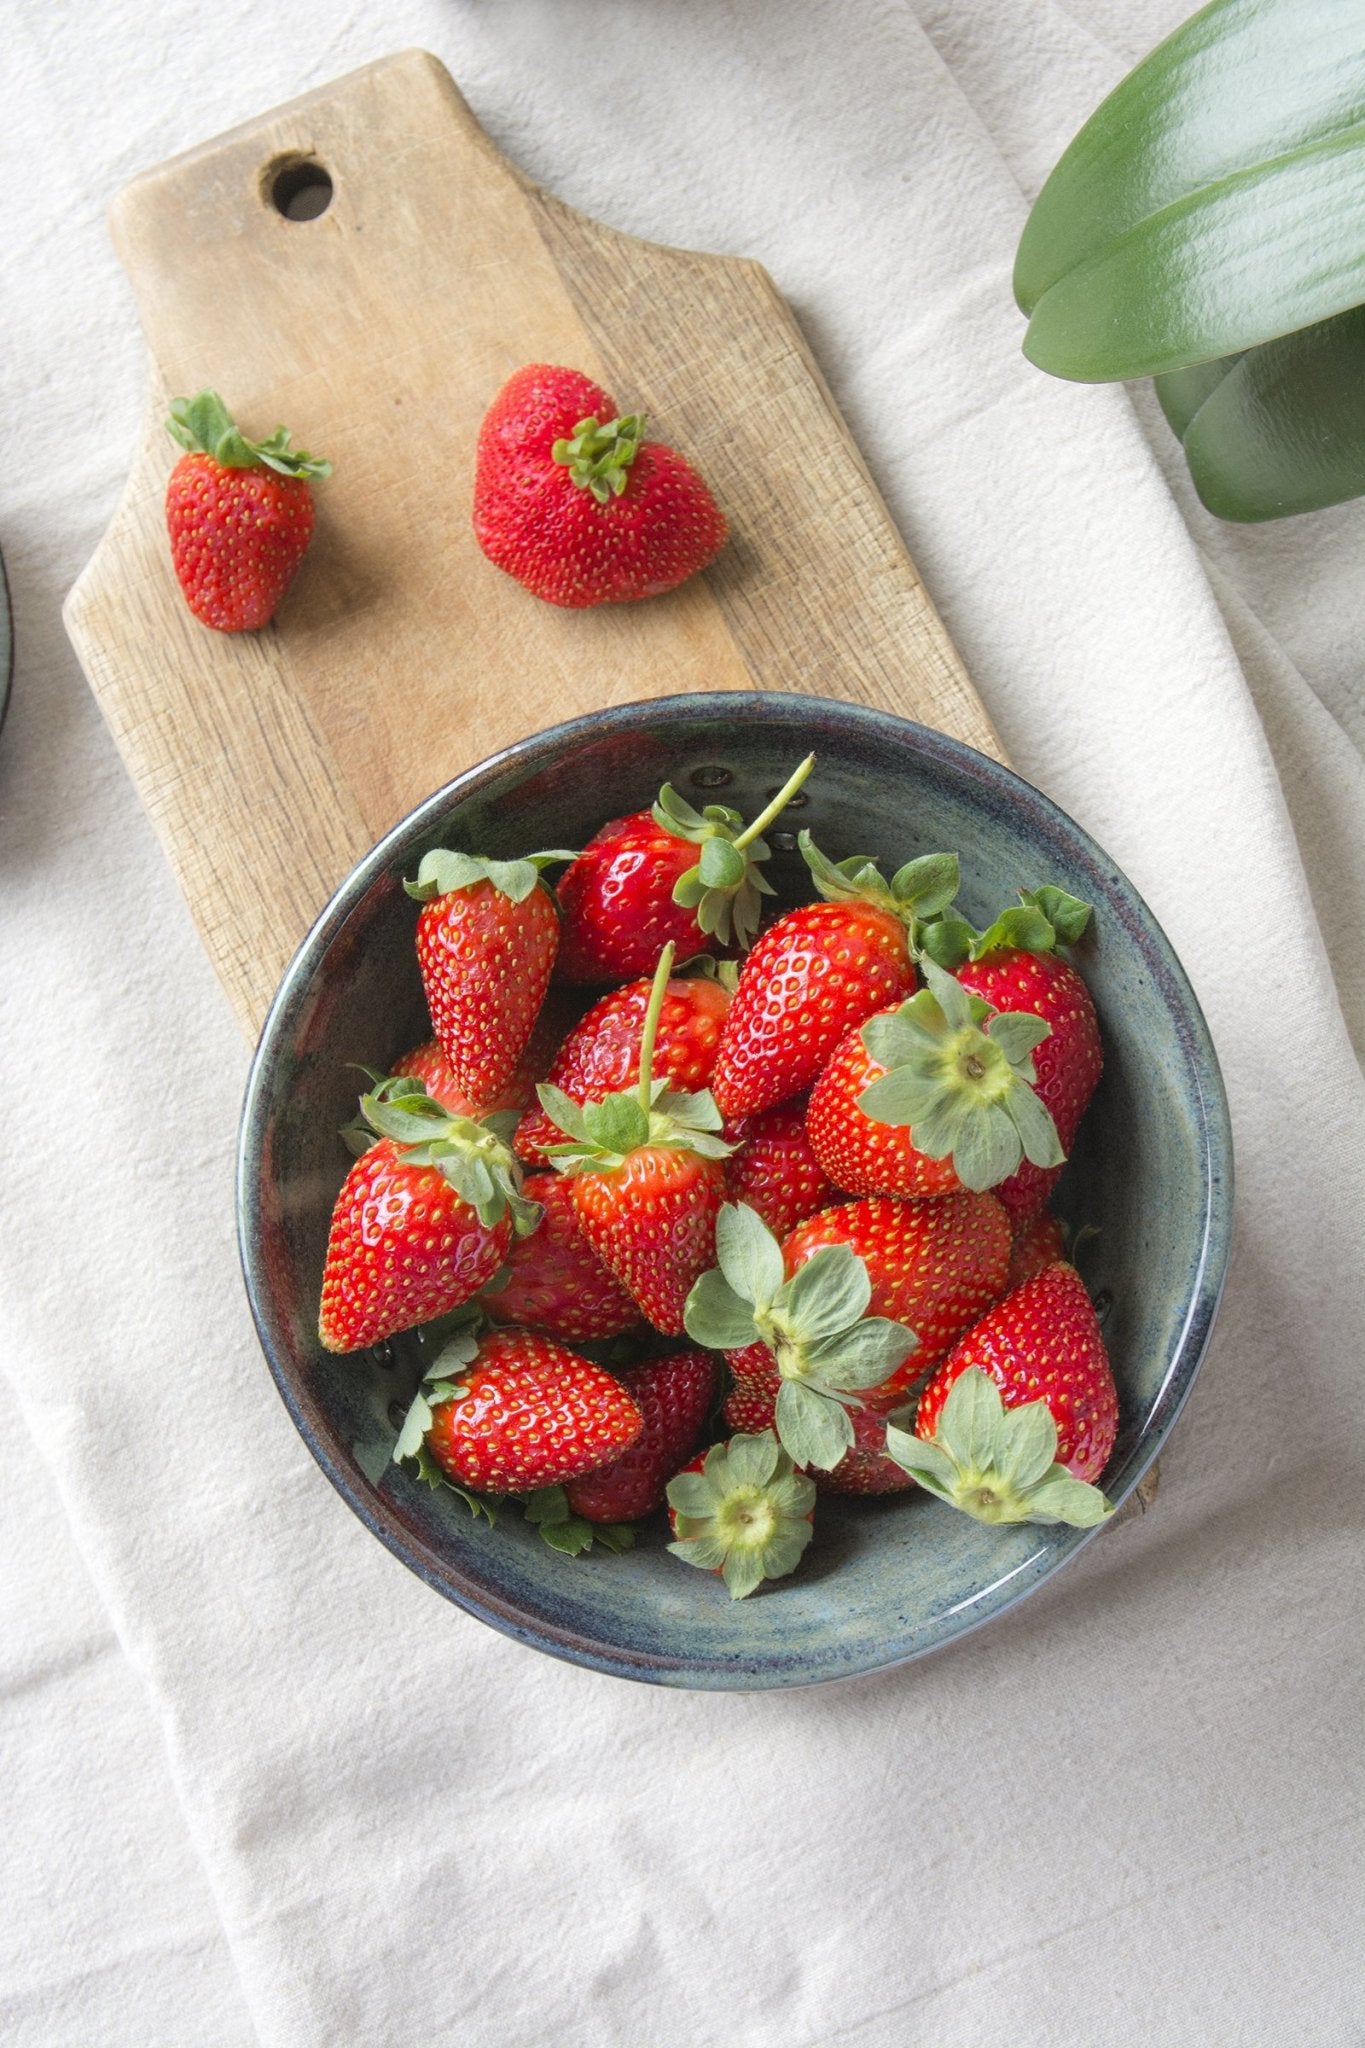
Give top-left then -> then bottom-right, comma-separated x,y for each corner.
237,691 -> 1232,1688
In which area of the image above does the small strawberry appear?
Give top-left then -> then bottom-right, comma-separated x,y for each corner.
554,757 -> 814,983
565,1349 -> 716,1523
404,847 -> 575,1110
666,1432 -> 817,1599
709,836 -> 961,1121
684,1201 -> 918,1471
164,389 -> 330,632
721,1361 -> 912,1494
885,1262 -> 1118,1524
392,994 -> 577,1122
723,1097 -> 838,1243
808,955 -> 1068,1200
395,1327 -> 642,1496
514,970 -> 732,1166
1005,1209 -> 1068,1292
782,1191 -> 1012,1390
318,1074 -> 540,1353
472,364 -> 727,608
941,890 -> 1103,1226
540,945 -> 735,1334
483,1171 -> 640,1342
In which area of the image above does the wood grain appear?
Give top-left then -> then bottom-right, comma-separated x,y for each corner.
64,48 -> 1001,1038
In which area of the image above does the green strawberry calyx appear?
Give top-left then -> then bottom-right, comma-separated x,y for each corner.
403,848 -> 577,905
683,1202 -> 918,1471
539,942 -> 736,1171
656,754 -> 816,950
920,884 -> 1093,971
666,1431 -> 817,1599
799,831 -> 962,955
359,1073 -> 542,1234
884,1368 -> 1112,1527
552,411 -> 646,503
856,957 -> 1064,1192
166,389 -> 332,478
390,1322 -> 498,1522
521,1485 -> 636,1558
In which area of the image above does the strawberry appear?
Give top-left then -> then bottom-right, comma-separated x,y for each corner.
1005,1209 -> 1068,1292
782,1192 -> 1012,1390
514,971 -> 732,1166
565,1349 -> 716,1523
540,945 -> 735,1335
399,1328 -> 642,1496
404,847 -> 574,1111
472,364 -> 726,608
392,995 -> 577,1121
554,758 -> 814,983
885,1262 -> 1118,1525
684,1201 -> 918,1471
723,1097 -> 838,1242
709,836 -> 961,1121
318,1075 -> 540,1353
666,1432 -> 817,1599
721,1361 -> 913,1494
483,1171 -> 640,1342
808,954 -> 1071,1201
164,389 -> 329,632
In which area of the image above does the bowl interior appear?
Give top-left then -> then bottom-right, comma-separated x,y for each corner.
239,693 -> 1231,1688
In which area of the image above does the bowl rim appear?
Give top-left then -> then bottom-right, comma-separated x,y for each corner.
237,689 -> 1234,1689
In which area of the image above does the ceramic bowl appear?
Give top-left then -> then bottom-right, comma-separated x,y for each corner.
237,691 -> 1232,1689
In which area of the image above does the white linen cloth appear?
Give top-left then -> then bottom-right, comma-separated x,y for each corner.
3,2 -> 1362,2042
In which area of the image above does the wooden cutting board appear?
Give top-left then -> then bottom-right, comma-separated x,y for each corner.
64,47 -> 1001,1040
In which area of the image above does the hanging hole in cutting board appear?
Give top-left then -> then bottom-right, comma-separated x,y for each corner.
267,156 -> 334,221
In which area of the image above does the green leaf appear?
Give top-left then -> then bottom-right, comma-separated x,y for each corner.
1017,0 -> 1365,381
983,1011 -> 1050,1069
683,1268 -> 761,1351
803,1316 -> 917,1391
774,1381 -> 854,1471
1156,354 -> 1244,437
697,837 -> 746,889
522,1485 -> 571,1525
583,1092 -> 651,1156
668,1533 -> 729,1571
1020,886 -> 1093,946
392,1392 -> 433,1464
934,1368 -> 1009,1473
1021,1472 -> 1114,1527
652,784 -> 710,837
535,1084 -> 590,1143
539,1517 -> 597,1555
889,853 -> 960,917
777,1244 -> 871,1340
1000,1401 -> 1063,1494
666,1469 -> 721,1519
971,905 -> 1056,959
720,1430 -> 781,1490
918,913 -> 977,971
714,1202 -> 785,1306
592,1523 -> 636,1554
883,1423 -> 957,1492
721,1548 -> 767,1600
1173,301 -> 1365,519
1004,1080 -> 1067,1171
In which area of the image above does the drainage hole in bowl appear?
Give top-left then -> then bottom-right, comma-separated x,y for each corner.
690,764 -> 732,790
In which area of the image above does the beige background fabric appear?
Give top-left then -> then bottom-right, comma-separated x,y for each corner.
2,2 -> 1362,2043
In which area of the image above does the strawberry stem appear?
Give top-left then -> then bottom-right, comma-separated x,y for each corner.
636,942 -> 676,1113
732,754 -> 815,852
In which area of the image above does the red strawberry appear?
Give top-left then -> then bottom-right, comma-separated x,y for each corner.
806,1011 -> 965,1199
566,1349 -> 715,1523
666,1432 -> 817,1599
684,1201 -> 917,1472
483,1171 -> 640,1342
956,948 -> 1101,1226
393,993 -> 576,1122
885,1263 -> 1117,1526
514,972 -> 731,1166
709,836 -> 962,1121
554,758 -> 814,982
540,944 -> 735,1335
405,847 -> 573,1111
317,1076 -> 538,1354
723,1098 -> 838,1243
472,364 -> 726,608
916,1262 -> 1117,1481
815,1405 -> 919,1496
422,1330 -> 643,1494
782,1192 -> 1012,1390
1005,1209 -> 1068,1292
164,389 -> 329,632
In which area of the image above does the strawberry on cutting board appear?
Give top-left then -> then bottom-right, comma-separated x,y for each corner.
404,847 -> 574,1111
318,1074 -> 540,1353
539,944 -> 735,1334
886,1261 -> 1118,1525
554,757 -> 814,982
708,836 -> 960,1121
514,970 -> 732,1166
164,389 -> 330,632
472,364 -> 727,608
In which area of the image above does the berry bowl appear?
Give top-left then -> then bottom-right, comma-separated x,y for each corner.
237,690 -> 1232,1688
